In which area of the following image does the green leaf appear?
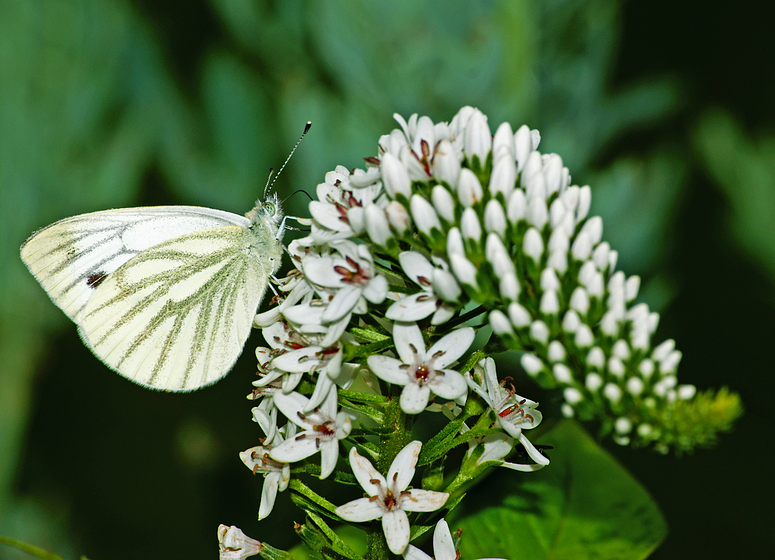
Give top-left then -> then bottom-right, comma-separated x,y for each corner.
306,511 -> 366,560
348,327 -> 390,343
451,421 -> 667,560
0,536 -> 69,560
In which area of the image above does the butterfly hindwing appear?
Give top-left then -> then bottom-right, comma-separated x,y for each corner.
77,225 -> 275,391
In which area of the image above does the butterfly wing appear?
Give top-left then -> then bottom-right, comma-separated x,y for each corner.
77,224 -> 282,391
20,206 -> 250,322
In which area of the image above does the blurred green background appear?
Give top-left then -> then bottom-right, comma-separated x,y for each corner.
1,0 -> 772,558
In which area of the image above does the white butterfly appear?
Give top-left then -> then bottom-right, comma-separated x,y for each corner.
20,197 -> 285,392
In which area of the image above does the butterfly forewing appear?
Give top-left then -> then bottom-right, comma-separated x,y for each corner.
78,225 -> 277,391
20,207 -> 251,322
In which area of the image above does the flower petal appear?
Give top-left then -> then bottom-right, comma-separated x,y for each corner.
428,369 -> 467,400
258,471 -> 281,520
319,440 -> 339,479
518,432 -> 550,466
404,545 -> 433,560
393,323 -> 426,364
430,304 -> 455,325
335,497 -> 385,522
269,434 -> 320,463
427,327 -> 475,368
309,201 -> 351,232
305,371 -> 335,412
272,391 -> 312,428
382,509 -> 411,555
399,488 -> 449,512
388,440 -> 421,492
399,251 -> 434,285
363,274 -> 388,303
271,347 -> 321,374
400,383 -> 432,414
432,519 -> 457,560
349,447 -> 386,496
367,355 -> 409,386
322,285 -> 362,323
302,256 -> 341,286
385,292 -> 438,322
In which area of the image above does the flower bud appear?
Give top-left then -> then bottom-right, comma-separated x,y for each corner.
432,268 -> 462,302
507,189 -> 527,223
509,302 -> 531,327
410,194 -> 442,235
523,228 -> 544,262
432,139 -> 461,186
365,204 -> 392,247
464,109 -> 492,164
447,227 -> 465,258
586,346 -> 605,368
484,199 -> 507,237
457,167 -> 484,207
514,125 -> 532,171
381,152 -> 411,198
461,207 -> 482,243
385,201 -> 411,234
521,353 -> 544,376
492,121 -> 515,159
577,186 -> 592,222
553,363 -> 573,384
431,185 -> 456,222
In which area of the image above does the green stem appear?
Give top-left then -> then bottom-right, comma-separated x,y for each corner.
365,528 -> 391,560
0,536 -> 71,560
365,385 -> 411,560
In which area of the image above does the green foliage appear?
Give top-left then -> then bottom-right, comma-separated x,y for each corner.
693,108 -> 775,285
451,421 -> 667,560
654,387 -> 743,454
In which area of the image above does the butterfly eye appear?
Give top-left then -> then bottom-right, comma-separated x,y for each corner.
264,201 -> 276,215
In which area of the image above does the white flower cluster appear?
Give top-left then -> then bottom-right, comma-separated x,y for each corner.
237,108 -> 561,554
312,106 -> 694,448
236,105 -> 702,556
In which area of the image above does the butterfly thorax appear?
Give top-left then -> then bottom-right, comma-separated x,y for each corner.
245,194 -> 284,274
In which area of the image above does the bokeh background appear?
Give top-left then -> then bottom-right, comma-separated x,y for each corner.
1,1 -> 773,558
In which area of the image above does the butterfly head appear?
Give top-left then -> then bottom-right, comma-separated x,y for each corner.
246,193 -> 285,241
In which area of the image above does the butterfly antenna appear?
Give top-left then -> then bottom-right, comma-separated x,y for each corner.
282,189 -> 314,204
264,121 -> 312,199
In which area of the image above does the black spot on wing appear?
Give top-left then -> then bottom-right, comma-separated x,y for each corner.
86,272 -> 108,288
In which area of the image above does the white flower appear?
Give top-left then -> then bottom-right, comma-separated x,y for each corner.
239,428 -> 293,520
302,241 -> 388,323
466,432 -> 546,473
403,518 -> 506,560
269,387 -> 351,479
386,251 -> 455,325
217,525 -> 261,560
309,165 -> 382,240
368,323 -> 474,414
335,442 -> 449,555
466,358 -> 549,466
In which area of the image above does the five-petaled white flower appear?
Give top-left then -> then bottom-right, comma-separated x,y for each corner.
368,323 -> 474,414
386,251 -> 457,325
466,357 -> 549,467
239,428 -> 293,520
335,441 -> 449,555
302,241 -> 388,323
403,518 -> 506,560
269,387 -> 351,479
